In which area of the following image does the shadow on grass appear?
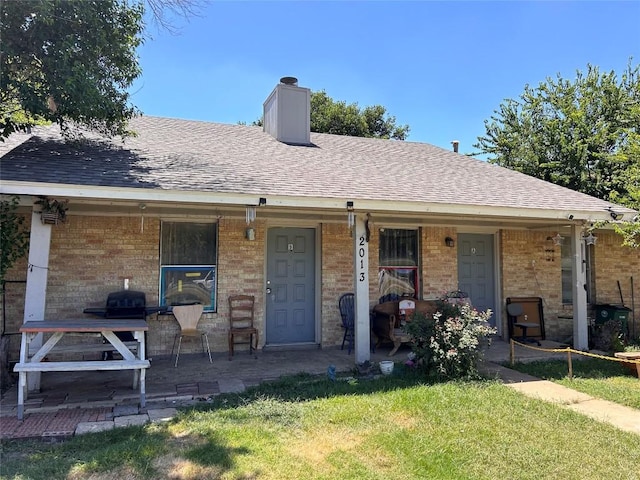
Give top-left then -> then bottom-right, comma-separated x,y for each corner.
1,367 -> 496,480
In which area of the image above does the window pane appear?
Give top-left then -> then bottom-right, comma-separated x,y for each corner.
379,229 -> 418,266
161,266 -> 216,309
378,267 -> 417,301
560,241 -> 593,304
161,222 -> 217,265
378,229 -> 419,301
160,222 -> 218,311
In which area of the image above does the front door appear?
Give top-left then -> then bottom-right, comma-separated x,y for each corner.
266,228 -> 316,344
457,234 -> 496,326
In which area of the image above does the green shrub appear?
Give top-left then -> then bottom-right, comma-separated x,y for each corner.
405,301 -> 496,379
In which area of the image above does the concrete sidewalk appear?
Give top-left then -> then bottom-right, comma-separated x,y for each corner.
480,362 -> 640,436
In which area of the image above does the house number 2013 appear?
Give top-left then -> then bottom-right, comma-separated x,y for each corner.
358,235 -> 366,282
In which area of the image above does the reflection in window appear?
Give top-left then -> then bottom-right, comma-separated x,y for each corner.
379,229 -> 419,301
160,222 -> 217,311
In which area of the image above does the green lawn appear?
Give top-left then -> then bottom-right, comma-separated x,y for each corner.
1,371 -> 639,480
507,357 -> 640,409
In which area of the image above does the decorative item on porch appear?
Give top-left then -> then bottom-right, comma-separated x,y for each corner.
379,360 -> 394,375
35,196 -> 68,224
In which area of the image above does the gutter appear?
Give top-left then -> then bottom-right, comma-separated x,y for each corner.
1,180 -> 635,224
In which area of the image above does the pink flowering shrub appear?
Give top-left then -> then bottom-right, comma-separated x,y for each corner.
405,301 -> 495,379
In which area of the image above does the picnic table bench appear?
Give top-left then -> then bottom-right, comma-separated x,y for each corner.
13,318 -> 149,420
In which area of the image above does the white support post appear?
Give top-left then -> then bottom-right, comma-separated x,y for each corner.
23,208 -> 52,391
570,224 -> 589,350
353,215 -> 371,365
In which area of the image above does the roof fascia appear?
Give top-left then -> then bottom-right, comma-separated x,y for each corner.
0,180 -> 629,223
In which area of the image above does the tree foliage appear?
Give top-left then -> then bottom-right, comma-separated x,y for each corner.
251,90 -> 410,140
310,90 -> 410,140
0,0 -> 145,141
0,196 -> 30,283
474,61 -> 640,246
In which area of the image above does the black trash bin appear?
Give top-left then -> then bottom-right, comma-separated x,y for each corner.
594,304 -> 631,336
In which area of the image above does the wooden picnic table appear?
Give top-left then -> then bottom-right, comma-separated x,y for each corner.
13,318 -> 149,420
614,351 -> 640,378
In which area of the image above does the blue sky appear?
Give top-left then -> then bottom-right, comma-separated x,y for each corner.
130,1 -> 639,156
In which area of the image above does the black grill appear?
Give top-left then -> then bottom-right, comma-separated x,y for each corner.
83,290 -> 167,319
83,291 -> 168,347
105,290 -> 147,319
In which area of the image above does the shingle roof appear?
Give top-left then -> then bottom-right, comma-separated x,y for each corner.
0,116 -> 633,216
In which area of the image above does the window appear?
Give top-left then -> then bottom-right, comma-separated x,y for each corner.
160,222 -> 218,311
378,229 -> 419,301
561,241 -> 593,304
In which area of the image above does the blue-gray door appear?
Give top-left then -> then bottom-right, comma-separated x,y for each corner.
457,234 -> 496,326
266,228 -> 316,344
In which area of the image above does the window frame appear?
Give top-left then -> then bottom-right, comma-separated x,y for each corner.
159,221 -> 218,312
378,228 -> 420,300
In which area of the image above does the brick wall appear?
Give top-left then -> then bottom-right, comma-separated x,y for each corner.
320,223 -> 353,347
4,213 -> 637,359
500,230 -> 568,340
592,231 -> 639,305
421,227 -> 458,298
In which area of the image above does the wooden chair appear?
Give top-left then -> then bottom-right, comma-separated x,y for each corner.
228,295 -> 258,360
171,303 -> 212,367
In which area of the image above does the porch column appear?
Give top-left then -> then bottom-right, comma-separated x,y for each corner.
570,224 -> 588,350
353,215 -> 371,364
23,206 -> 52,391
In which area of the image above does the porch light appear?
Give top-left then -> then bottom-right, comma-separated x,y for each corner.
445,236 -> 455,248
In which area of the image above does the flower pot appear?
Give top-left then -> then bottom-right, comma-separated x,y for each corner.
379,360 -> 394,375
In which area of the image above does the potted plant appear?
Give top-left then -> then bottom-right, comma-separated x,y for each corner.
35,196 -> 68,225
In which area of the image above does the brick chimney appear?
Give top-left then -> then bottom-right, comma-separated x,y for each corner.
263,77 -> 311,145
451,140 -> 459,153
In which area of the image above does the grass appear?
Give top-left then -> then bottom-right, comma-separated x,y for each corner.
1,370 -> 639,480
507,357 -> 640,410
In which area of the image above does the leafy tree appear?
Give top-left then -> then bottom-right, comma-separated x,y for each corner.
250,90 -> 410,140
310,90 -> 410,140
474,61 -> 640,246
0,0 -> 145,141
